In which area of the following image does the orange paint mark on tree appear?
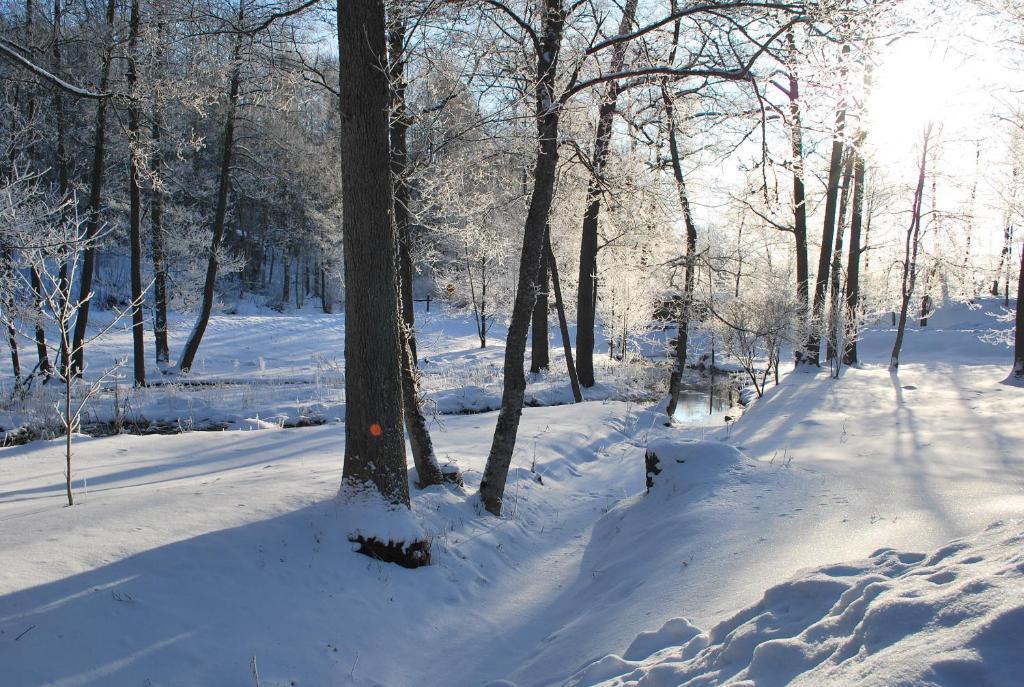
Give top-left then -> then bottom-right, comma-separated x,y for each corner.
369,422 -> 383,437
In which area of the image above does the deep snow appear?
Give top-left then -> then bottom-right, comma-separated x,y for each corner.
1,299 -> 1022,686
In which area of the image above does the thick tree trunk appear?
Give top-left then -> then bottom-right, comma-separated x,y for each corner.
480,0 -> 564,517
177,4 -> 243,374
575,0 -> 638,389
786,30 -> 811,366
545,230 -> 581,401
891,125 -> 932,370
337,0 -> 412,510
807,44 -> 849,365
69,0 -> 116,377
126,0 -> 145,387
530,229 -> 550,373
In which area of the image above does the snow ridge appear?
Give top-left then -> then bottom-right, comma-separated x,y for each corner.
568,520 -> 1024,687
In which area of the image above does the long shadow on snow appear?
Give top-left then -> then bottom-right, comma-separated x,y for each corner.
0,498 -> 455,687
0,426 -> 338,503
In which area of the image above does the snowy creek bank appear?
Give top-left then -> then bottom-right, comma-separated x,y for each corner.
3,312 -> 1024,685
567,520 -> 1024,687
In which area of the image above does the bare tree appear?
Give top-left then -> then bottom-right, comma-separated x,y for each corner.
891,123 -> 934,371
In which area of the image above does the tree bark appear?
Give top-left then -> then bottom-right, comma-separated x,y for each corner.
891,125 -> 932,370
786,30 -> 811,366
388,15 -> 420,363
387,9 -> 444,488
69,0 -> 116,377
338,0 -> 411,507
2,249 -> 20,383
842,143 -> 866,366
575,0 -> 638,389
177,2 -> 244,374
530,228 -> 550,373
827,147 -> 854,365
126,0 -> 145,387
662,80 -> 698,422
1014,239 -> 1023,377
480,0 -> 564,516
807,44 -> 849,365
149,91 -> 171,365
545,229 -> 581,401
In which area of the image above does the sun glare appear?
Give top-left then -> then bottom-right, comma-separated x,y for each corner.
868,36 -> 990,155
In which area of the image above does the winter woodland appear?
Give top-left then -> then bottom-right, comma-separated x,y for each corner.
1,0 -> 1023,684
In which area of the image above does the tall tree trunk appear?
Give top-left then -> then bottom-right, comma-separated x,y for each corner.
891,125 -> 932,370
1014,240 -> 1023,377
786,30 -> 811,365
546,230 -> 582,402
842,142 -> 866,366
2,249 -> 20,384
337,0 -> 412,509
150,96 -> 170,365
480,0 -> 565,517
282,248 -> 291,306
530,227 -> 550,373
400,329 -> 445,487
575,0 -> 639,389
662,79 -> 698,422
126,0 -> 145,386
388,14 -> 419,363
807,44 -> 849,365
177,4 -> 244,374
69,0 -> 117,376
826,147 -> 854,365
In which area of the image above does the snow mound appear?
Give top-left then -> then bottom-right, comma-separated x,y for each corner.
644,439 -> 754,493
568,521 -> 1024,686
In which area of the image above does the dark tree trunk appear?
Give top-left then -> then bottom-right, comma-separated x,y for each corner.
149,93 -> 170,365
386,12 -> 444,488
282,248 -> 291,306
388,15 -> 418,363
546,230 -> 582,402
480,0 -> 565,517
662,79 -> 698,423
891,125 -> 932,370
575,0 -> 638,389
827,147 -> 855,365
530,227 -> 550,373
69,0 -> 116,377
126,0 -> 145,387
786,30 -> 811,366
400,330 -> 445,487
177,3 -> 243,374
842,144 -> 866,366
2,249 -> 19,383
994,189 -> 1014,298
1014,241 -> 1023,377
807,44 -> 849,365
337,0 -> 412,509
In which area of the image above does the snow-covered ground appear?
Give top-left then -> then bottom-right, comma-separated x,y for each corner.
1,299 -> 1022,686
0,309 -> 726,438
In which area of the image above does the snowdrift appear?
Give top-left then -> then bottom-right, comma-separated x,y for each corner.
568,520 -> 1024,687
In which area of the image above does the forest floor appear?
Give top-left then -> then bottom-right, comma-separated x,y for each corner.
0,300 -> 1022,686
